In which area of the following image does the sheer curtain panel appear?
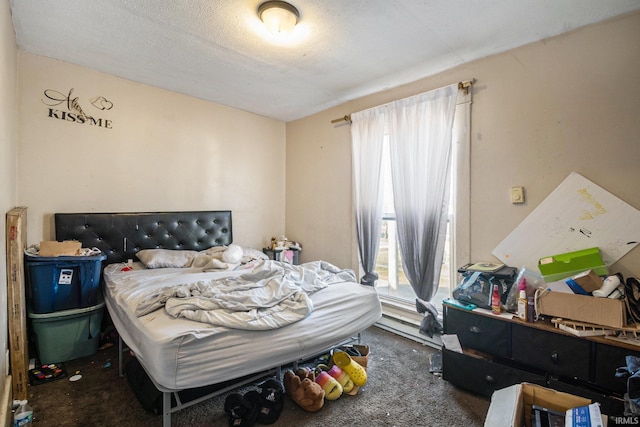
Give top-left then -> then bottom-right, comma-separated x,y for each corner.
388,84 -> 458,301
350,107 -> 386,285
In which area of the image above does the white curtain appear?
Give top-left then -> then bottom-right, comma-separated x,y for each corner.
387,84 -> 458,301
350,106 -> 387,285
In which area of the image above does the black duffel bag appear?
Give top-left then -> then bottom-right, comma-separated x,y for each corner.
452,264 -> 517,310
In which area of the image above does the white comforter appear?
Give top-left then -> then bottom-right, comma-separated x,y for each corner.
109,259 -> 357,330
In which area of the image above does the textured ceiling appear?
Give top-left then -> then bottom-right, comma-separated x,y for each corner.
10,0 -> 640,122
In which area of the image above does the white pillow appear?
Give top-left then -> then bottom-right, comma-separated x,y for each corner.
135,249 -> 197,269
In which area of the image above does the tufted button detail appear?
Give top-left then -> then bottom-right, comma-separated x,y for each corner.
55,211 -> 233,263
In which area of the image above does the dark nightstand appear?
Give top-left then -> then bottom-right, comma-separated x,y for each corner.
263,248 -> 300,265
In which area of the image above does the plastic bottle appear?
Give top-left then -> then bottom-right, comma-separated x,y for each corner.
13,400 -> 33,427
518,277 -> 527,292
517,290 -> 528,320
527,296 -> 536,323
491,283 -> 501,314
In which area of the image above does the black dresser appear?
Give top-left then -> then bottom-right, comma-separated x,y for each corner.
442,304 -> 639,416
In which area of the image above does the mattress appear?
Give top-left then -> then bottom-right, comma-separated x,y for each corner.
103,261 -> 382,391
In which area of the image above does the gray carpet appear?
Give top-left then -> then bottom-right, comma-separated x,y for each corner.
27,325 -> 489,426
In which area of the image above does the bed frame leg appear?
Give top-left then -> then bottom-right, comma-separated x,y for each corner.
162,392 -> 171,427
118,336 -> 124,377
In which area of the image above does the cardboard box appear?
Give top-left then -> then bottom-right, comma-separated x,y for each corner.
568,269 -> 604,293
39,240 -> 81,257
538,247 -> 608,282
537,291 -> 626,328
484,383 -> 595,427
6,207 -> 29,400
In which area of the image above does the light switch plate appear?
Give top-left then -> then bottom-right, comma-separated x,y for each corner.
511,186 -> 524,204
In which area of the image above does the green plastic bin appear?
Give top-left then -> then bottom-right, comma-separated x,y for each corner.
28,298 -> 104,364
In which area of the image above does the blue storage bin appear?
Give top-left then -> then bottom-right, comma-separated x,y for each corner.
25,252 -> 106,314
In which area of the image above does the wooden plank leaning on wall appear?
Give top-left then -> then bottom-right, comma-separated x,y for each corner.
6,207 -> 29,403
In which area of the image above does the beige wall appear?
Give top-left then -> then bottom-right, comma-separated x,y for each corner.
17,53 -> 287,249
1,0 -> 18,395
286,11 -> 640,278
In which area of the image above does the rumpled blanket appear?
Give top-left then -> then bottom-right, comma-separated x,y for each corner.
135,260 -> 357,330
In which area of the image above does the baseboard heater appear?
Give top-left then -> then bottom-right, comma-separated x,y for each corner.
375,317 -> 442,350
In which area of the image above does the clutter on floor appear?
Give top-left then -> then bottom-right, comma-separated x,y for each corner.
221,343 -> 370,425
28,363 -> 66,385
428,351 -> 442,375
484,383 -> 601,427
224,377 -> 285,425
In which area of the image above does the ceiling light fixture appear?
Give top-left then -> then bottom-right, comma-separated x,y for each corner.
258,1 -> 300,35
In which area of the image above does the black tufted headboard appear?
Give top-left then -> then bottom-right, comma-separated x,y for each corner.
54,211 -> 233,265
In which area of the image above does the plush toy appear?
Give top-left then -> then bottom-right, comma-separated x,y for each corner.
283,369 -> 325,412
222,244 -> 243,264
315,371 -> 343,400
327,365 -> 354,393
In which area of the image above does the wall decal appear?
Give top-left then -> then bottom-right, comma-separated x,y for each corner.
42,88 -> 113,129
90,96 -> 113,111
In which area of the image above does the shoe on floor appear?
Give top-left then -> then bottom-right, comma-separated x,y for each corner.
333,350 -> 367,387
328,365 -> 354,393
255,377 -> 285,424
224,392 -> 259,427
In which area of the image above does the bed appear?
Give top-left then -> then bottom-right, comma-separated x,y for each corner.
54,211 -> 382,426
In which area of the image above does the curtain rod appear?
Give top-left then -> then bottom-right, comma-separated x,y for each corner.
330,79 -> 474,124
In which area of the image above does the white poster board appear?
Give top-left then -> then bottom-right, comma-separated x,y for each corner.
493,172 -> 640,271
